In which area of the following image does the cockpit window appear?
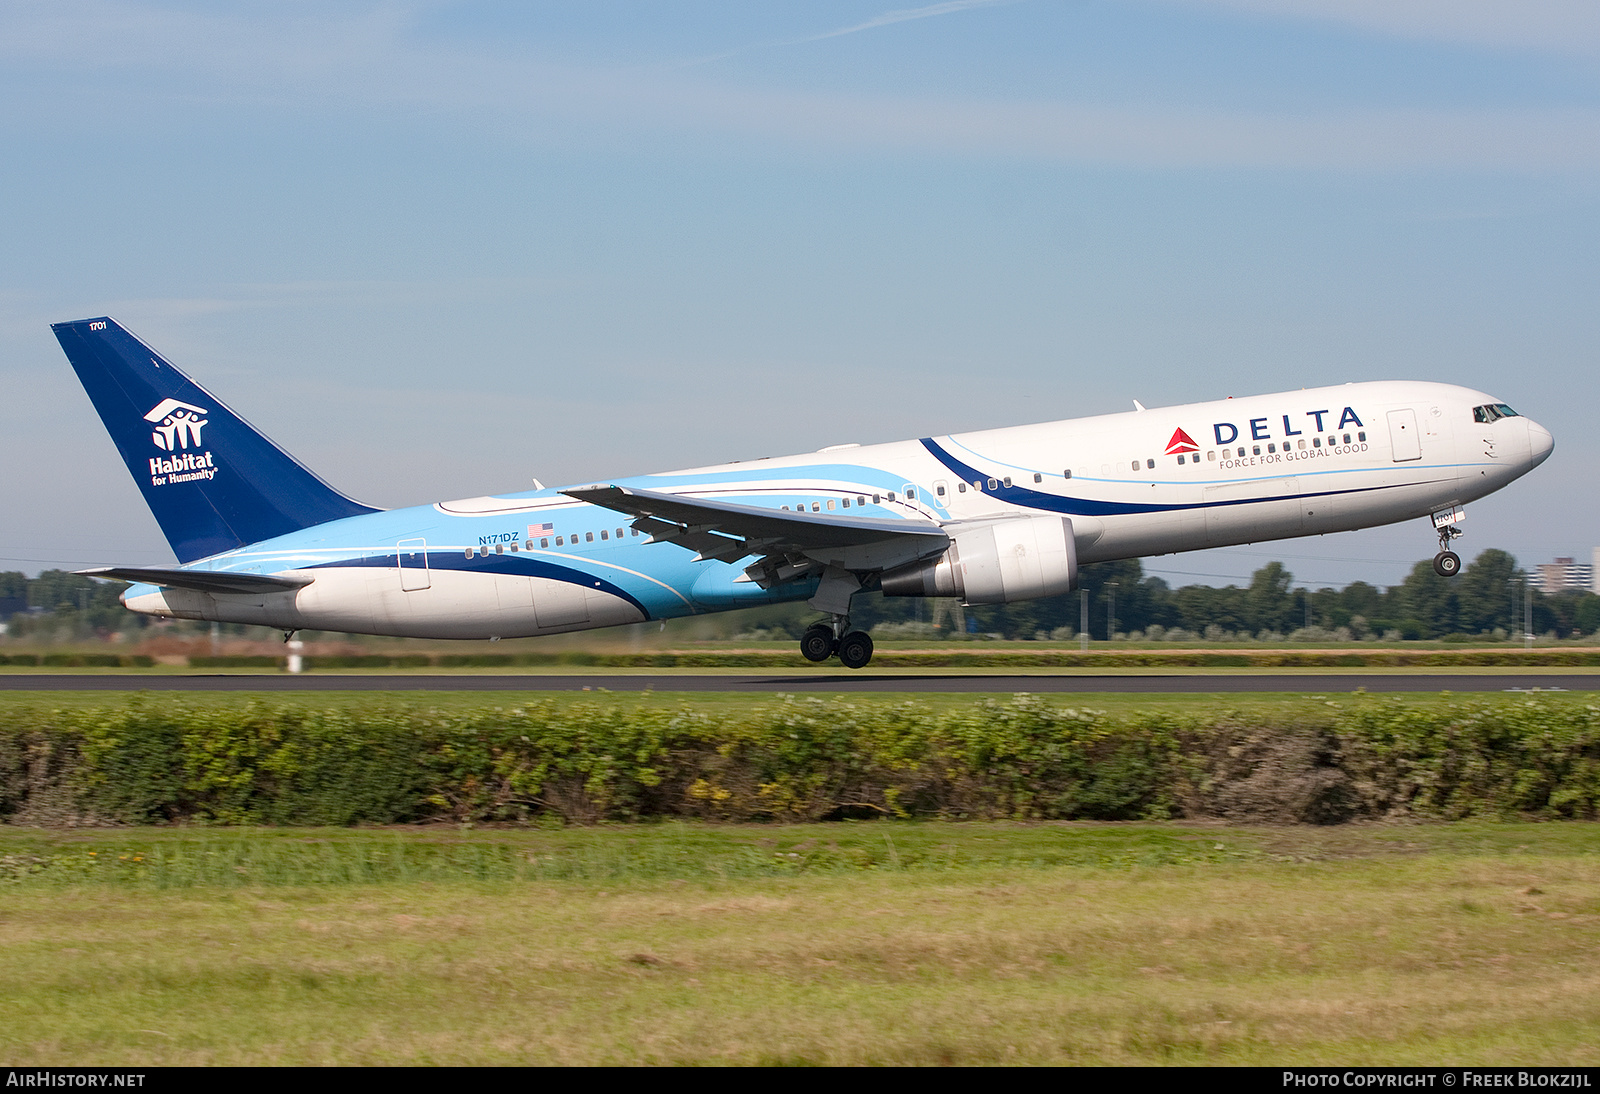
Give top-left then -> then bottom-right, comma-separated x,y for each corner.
1473,403 -> 1520,423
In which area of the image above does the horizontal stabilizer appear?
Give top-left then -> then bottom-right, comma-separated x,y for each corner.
77,566 -> 313,596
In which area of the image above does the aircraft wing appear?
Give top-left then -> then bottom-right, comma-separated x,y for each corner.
562,484 -> 949,580
76,566 -> 314,595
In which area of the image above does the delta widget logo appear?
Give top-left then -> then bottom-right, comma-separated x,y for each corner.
1164,428 -> 1199,455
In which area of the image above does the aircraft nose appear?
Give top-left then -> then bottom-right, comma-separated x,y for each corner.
1527,419 -> 1554,467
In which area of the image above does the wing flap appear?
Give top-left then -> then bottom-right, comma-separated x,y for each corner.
564,484 -> 947,548
563,484 -> 951,584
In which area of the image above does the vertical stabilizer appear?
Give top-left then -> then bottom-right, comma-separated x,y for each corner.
53,317 -> 381,562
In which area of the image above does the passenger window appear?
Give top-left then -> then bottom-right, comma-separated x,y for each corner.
826,500 -> 835,510
1252,446 -> 1261,456
600,530 -> 608,540
987,478 -> 998,490
1131,461 -> 1139,471
872,494 -> 881,503
510,542 -> 518,552
812,502 -> 821,512
1358,432 -> 1366,442
905,487 -> 916,500
1177,454 -> 1184,464
556,536 -> 563,546
935,484 -> 945,496
958,482 -> 967,492
1146,459 -> 1154,469
842,497 -> 850,507
857,496 -> 867,505
1298,439 -> 1306,450
631,529 -> 638,536
464,548 -> 472,558
540,538 -> 549,548
1268,443 -> 1276,454
585,532 -> 594,543
1003,477 -> 1012,487
1032,473 -> 1041,483
1207,451 -> 1215,461
1312,437 -> 1321,448
886,493 -> 895,502
1064,469 -> 1072,479
1237,448 -> 1245,458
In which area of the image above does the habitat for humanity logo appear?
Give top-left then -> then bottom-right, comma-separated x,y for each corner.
145,398 -> 209,450
143,399 -> 217,485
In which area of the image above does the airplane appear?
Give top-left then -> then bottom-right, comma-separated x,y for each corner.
53,317 -> 1553,669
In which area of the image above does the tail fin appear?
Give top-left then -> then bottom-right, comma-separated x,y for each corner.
53,317 -> 380,563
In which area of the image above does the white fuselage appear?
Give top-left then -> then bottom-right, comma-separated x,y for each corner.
123,380 -> 1552,639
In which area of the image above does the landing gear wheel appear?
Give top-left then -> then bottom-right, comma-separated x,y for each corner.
1433,551 -> 1461,578
800,625 -> 835,663
837,631 -> 874,670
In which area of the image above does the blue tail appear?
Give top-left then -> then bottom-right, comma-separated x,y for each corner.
53,317 -> 381,563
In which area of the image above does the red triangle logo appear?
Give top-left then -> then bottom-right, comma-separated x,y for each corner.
1165,427 -> 1199,455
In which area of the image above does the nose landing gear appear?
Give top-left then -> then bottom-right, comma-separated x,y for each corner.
799,617 -> 875,668
1433,523 -> 1463,578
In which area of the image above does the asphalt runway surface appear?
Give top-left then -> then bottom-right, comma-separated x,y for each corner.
3,673 -> 1595,693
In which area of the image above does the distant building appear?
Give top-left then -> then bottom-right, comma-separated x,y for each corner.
1534,557 -> 1594,594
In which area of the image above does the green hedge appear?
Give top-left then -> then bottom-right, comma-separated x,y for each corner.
0,654 -> 154,667
1,697 -> 1597,827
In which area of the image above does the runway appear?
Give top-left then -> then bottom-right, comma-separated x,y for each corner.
2,673 -> 1595,693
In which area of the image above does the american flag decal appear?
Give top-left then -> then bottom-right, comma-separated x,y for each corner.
528,522 -> 553,537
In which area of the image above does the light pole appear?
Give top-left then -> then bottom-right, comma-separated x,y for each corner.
1106,581 -> 1119,642
1525,571 -> 1534,649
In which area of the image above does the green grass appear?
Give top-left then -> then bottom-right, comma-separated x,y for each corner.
2,822 -> 1597,1065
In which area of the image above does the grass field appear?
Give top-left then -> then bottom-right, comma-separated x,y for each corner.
3,821 -> 1597,1065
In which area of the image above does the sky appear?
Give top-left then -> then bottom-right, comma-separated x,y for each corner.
3,0 -> 1598,592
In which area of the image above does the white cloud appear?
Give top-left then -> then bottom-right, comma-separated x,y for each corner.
799,0 -> 1016,43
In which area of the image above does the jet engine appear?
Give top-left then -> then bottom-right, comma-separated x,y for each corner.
880,515 -> 1076,605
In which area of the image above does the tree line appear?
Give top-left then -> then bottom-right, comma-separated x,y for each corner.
3,549 -> 1598,644
851,549 -> 1600,641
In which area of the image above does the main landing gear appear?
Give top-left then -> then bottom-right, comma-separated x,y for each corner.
800,618 -> 875,669
1433,523 -> 1463,578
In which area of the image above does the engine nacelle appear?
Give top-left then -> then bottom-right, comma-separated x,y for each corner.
880,515 -> 1077,605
